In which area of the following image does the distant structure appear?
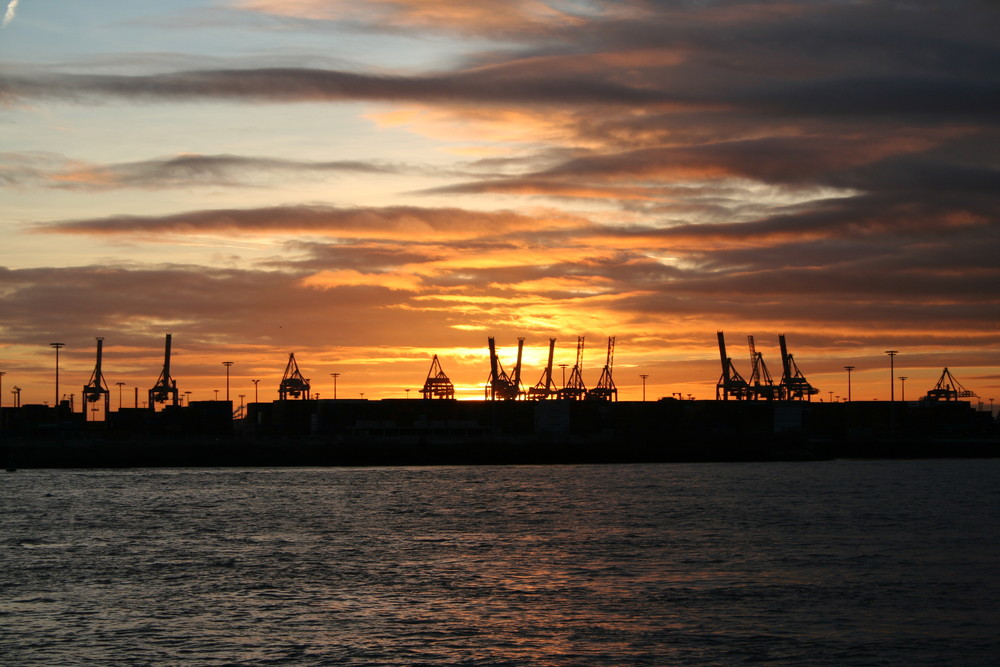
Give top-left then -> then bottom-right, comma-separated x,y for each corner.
527,338 -> 559,400
747,335 -> 780,400
586,336 -> 617,401
778,333 -> 819,401
716,331 -> 751,400
485,337 -> 524,400
558,336 -> 588,400
278,353 -> 310,400
82,336 -> 110,416
421,355 -> 455,400
923,368 -> 977,402
149,333 -> 179,408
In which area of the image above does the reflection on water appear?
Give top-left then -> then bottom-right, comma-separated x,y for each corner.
2,460 -> 999,665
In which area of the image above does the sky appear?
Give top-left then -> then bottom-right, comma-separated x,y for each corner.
1,0 -> 998,410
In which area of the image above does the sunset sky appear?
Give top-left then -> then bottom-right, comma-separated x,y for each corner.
1,0 -> 998,409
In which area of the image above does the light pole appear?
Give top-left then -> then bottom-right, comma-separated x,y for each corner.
899,376 -> 908,402
0,371 -> 5,409
252,379 -> 260,404
116,381 -> 126,410
50,342 -> 65,407
184,391 -> 192,406
991,398 -> 995,418
214,389 -> 219,401
222,361 -> 234,402
559,364 -> 568,388
405,388 -> 411,399
885,351 -> 898,401
330,373 -> 340,400
843,366 -> 855,402
12,386 -> 21,408
639,374 -> 649,402
239,394 -> 245,418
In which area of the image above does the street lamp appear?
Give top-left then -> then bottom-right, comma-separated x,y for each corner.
639,374 -> 649,402
885,351 -> 898,401
0,371 -> 5,409
222,361 -> 234,402
252,379 -> 260,404
50,342 -> 65,407
116,381 -> 126,410
405,388 -> 411,399
843,366 -> 855,402
899,376 -> 908,402
184,391 -> 192,406
330,373 -> 340,400
12,386 -> 21,408
559,364 -> 568,388
213,389 -> 219,401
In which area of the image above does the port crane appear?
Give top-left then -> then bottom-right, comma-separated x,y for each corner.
82,336 -> 110,417
558,336 -> 587,400
587,336 -> 617,401
716,331 -> 751,400
528,338 -> 559,400
747,335 -> 781,400
421,355 -> 455,399
485,337 -> 524,400
279,353 -> 310,400
923,368 -> 977,402
149,333 -> 179,408
778,334 -> 818,401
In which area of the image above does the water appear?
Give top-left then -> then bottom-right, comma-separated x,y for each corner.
2,460 -> 998,665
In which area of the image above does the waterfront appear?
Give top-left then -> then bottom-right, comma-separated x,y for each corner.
2,460 -> 999,665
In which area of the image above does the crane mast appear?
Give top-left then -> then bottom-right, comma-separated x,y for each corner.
558,336 -> 587,400
747,335 -> 780,400
528,338 -> 559,400
716,331 -> 750,400
421,355 -> 455,399
279,353 -> 311,400
587,336 -> 617,401
778,334 -> 818,401
149,333 -> 179,408
82,336 -> 110,417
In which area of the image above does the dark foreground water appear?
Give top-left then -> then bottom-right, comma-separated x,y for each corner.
2,460 -> 998,665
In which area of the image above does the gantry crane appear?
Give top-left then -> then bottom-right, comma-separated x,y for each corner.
716,331 -> 751,400
279,353 -> 311,400
485,337 -> 523,400
558,336 -> 587,400
421,355 -> 455,399
528,338 -> 559,400
587,336 -> 617,401
778,333 -> 818,401
747,335 -> 781,400
149,333 -> 179,408
923,368 -> 977,402
82,336 -> 110,417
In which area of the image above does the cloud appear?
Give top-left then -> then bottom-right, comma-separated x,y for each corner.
1,153 -> 402,190
2,0 -> 19,29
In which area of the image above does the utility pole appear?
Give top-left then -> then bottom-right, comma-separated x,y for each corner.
843,365 -> 855,402
899,376 -> 907,402
639,374 -> 649,402
50,342 -> 65,408
0,371 -> 5,409
330,373 -> 340,400
116,381 -> 126,410
252,379 -> 260,404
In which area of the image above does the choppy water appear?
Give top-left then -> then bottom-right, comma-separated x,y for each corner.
2,460 -> 999,665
